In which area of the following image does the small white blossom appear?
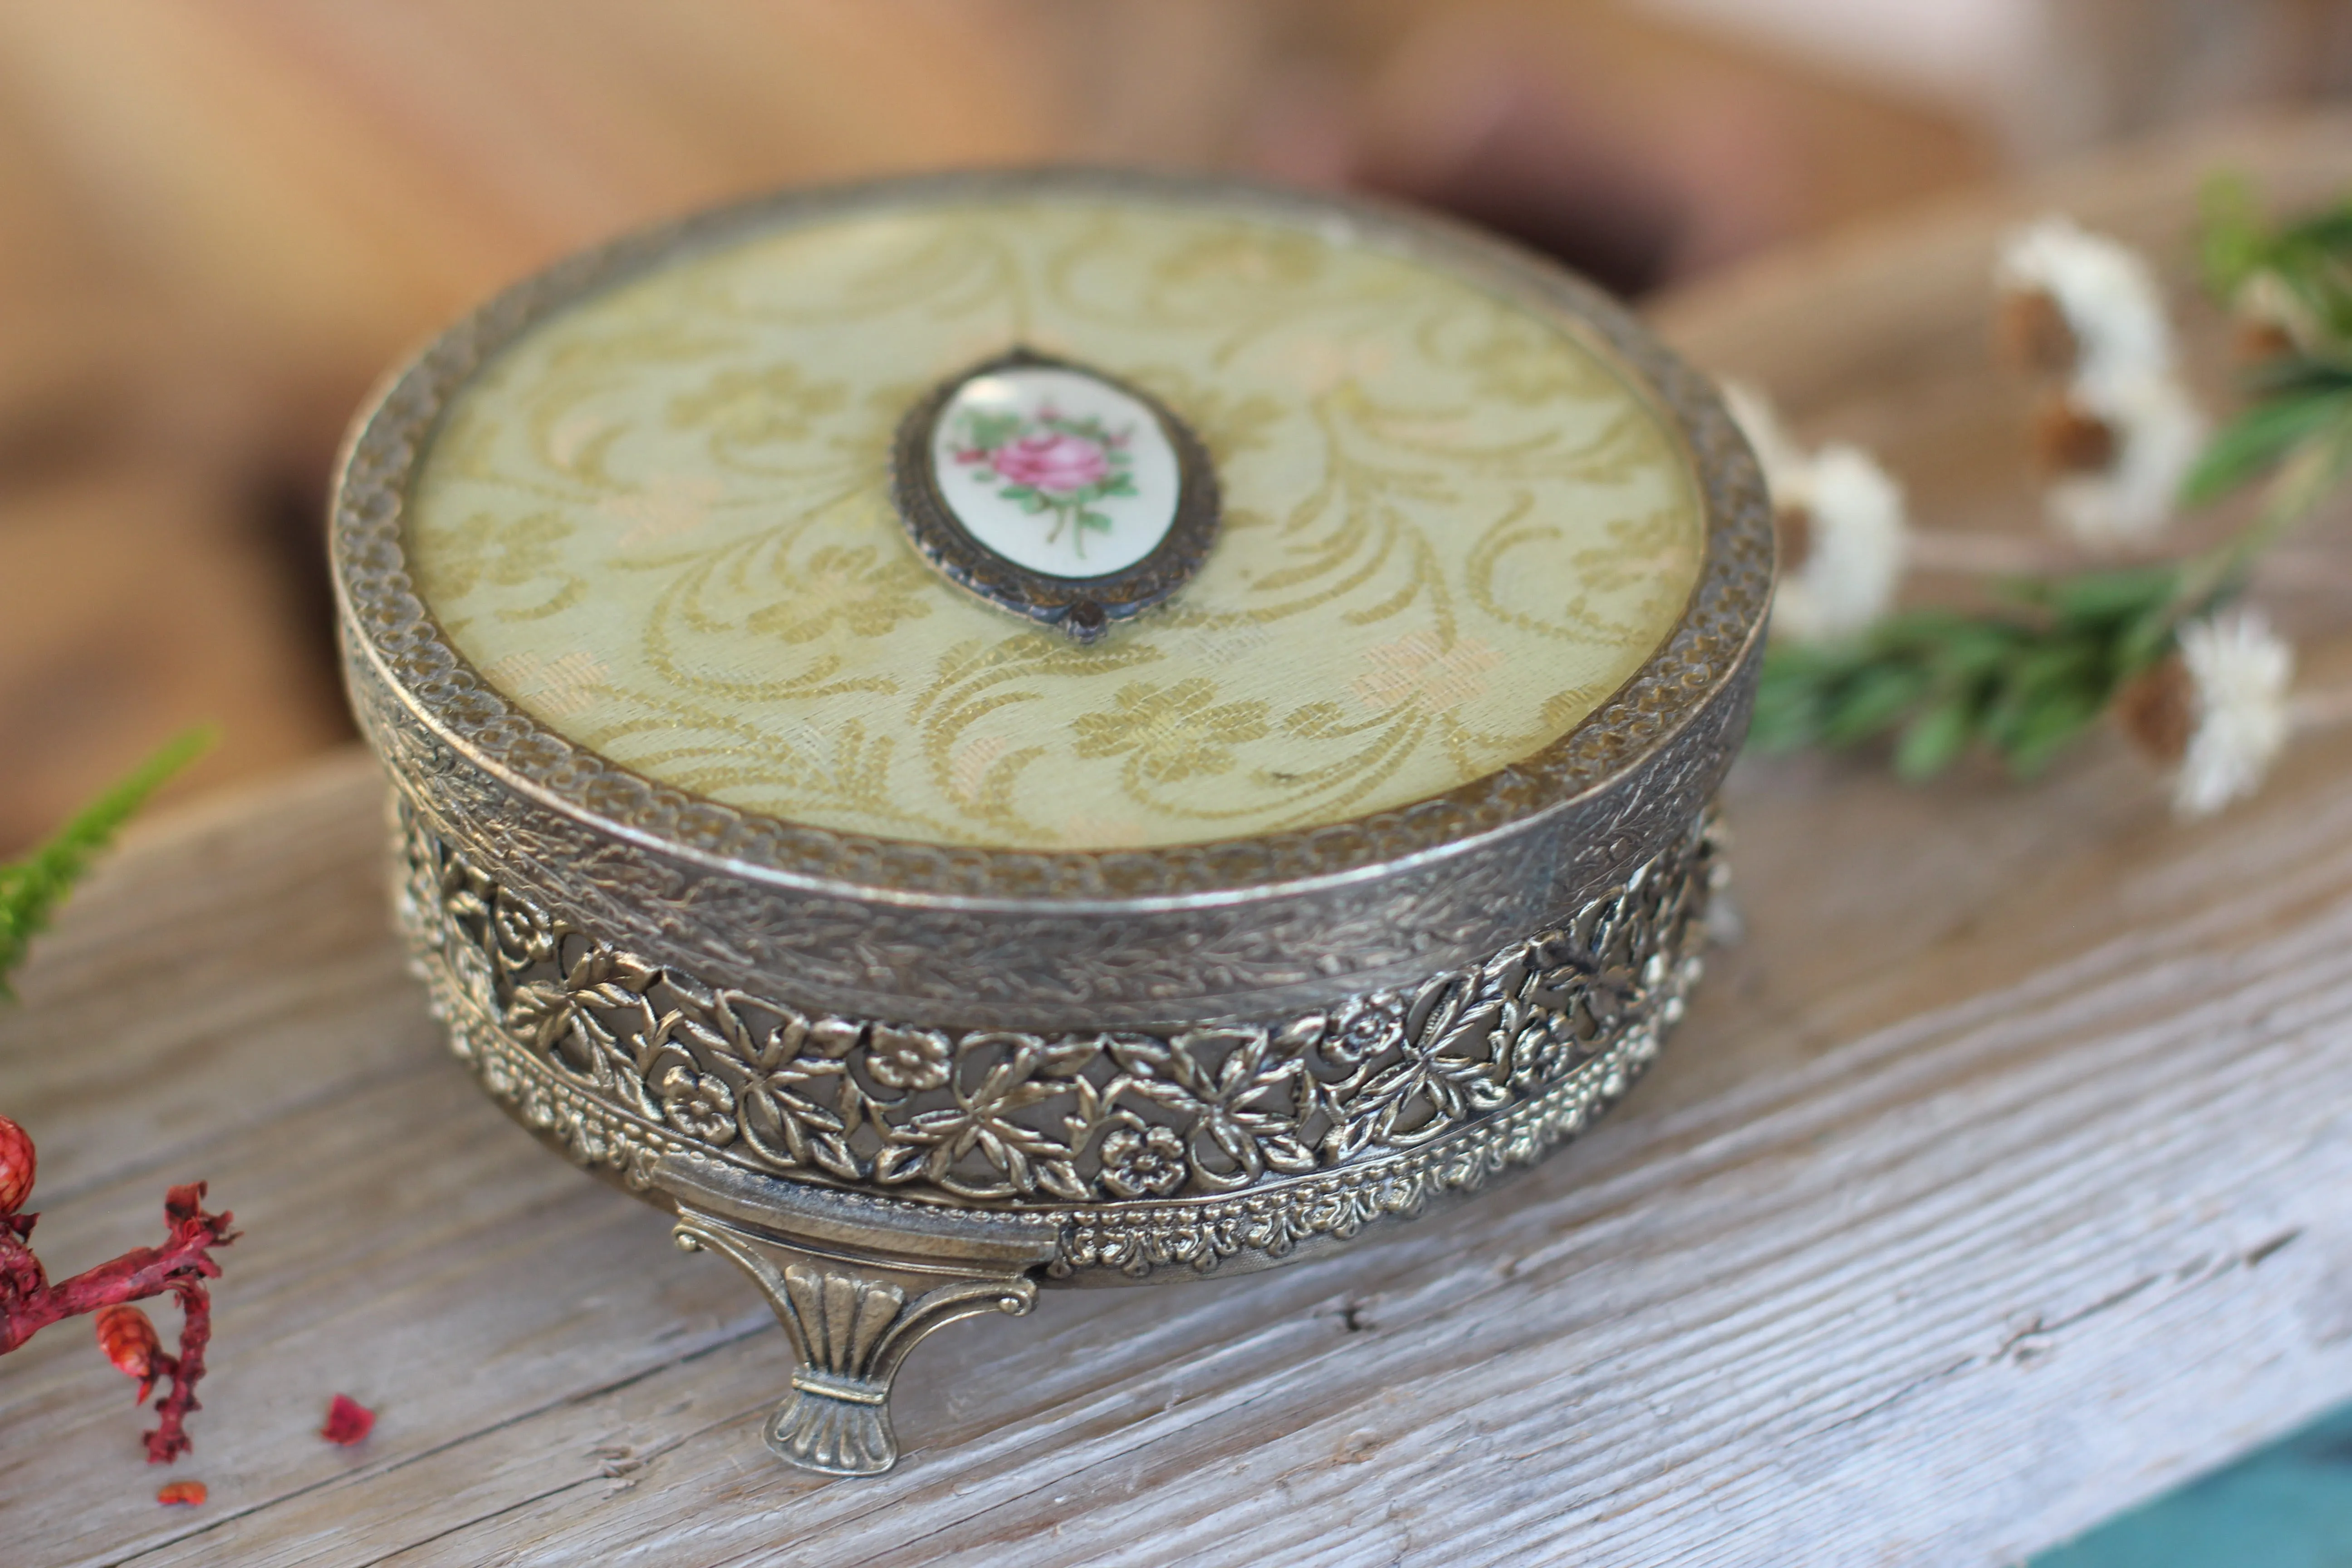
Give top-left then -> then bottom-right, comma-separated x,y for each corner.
1724,381 -> 1908,642
2173,609 -> 2293,819
2043,371 -> 2205,546
1997,216 -> 2203,544
1778,446 -> 1907,642
1996,216 -> 2177,388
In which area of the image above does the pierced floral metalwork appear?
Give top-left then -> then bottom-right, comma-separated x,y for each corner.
397,795 -> 1717,1254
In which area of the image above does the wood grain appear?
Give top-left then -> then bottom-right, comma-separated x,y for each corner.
7,116 -> 2352,1566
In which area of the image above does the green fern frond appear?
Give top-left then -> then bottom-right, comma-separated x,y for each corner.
0,727 -> 217,997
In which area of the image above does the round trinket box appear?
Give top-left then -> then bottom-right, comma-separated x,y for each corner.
332,169 -> 1770,1476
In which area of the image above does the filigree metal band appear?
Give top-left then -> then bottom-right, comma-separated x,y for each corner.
393,795 -> 1720,1280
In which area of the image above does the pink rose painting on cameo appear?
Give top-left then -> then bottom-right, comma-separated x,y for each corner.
951,402 -> 1138,557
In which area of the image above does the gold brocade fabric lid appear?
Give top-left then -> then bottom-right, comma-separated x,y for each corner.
403,185 -> 1705,852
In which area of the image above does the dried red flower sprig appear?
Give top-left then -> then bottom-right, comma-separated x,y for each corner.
94,1303 -> 165,1400
0,1113 -> 235,1462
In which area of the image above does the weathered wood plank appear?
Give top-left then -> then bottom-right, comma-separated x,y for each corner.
7,723 -> 2351,1565
265,803 -> 2352,1568
6,114 -> 2352,1567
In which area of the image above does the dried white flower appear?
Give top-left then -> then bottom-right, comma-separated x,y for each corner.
1996,216 -> 2176,388
1996,216 -> 2203,544
1778,446 -> 1908,642
1724,381 -> 1908,642
2174,609 -> 2293,819
2043,371 -> 2205,546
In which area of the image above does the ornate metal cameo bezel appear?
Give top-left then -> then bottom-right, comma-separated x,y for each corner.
890,347 -> 1221,642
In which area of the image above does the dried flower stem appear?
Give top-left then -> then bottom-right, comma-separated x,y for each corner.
0,1127 -> 235,1462
1907,530 -> 2352,593
0,737 -> 231,1461
1751,564 -> 2195,779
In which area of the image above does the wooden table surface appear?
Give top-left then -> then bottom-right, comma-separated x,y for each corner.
7,117 -> 2352,1567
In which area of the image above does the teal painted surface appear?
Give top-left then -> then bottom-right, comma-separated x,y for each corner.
2034,1404 -> 2352,1567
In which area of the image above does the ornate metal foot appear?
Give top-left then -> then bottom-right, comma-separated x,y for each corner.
657,1155 -> 1058,1476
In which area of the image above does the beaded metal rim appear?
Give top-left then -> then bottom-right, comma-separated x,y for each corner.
330,166 -> 1772,907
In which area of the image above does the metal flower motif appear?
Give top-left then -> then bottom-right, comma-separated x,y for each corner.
864,1026 -> 951,1093
491,890 -> 559,975
406,804 -> 1715,1222
1327,970 -> 1513,1159
648,997 -> 863,1181
1321,994 -> 1405,1068
398,822 -> 448,951
438,852 -> 495,930
1112,1025 -> 1318,1191
656,1063 -> 738,1144
874,1035 -> 1091,1201
1526,904 -> 1645,1040
503,950 -> 662,1090
1098,1125 -> 1187,1199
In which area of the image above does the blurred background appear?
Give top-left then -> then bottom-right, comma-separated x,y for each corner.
4,0 -> 2352,851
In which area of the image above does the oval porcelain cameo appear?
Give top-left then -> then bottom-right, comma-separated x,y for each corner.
892,348 -> 1220,642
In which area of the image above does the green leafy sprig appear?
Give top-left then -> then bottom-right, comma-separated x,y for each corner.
2199,174 -> 2352,345
1751,565 -> 2201,779
1753,179 -> 2352,781
2185,178 -> 2352,562
0,727 -> 216,996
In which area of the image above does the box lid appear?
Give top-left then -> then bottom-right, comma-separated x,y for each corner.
335,170 -> 1768,1026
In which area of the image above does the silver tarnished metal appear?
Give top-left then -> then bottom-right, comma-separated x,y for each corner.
333,167 -> 1771,1476
393,795 -> 1719,1275
662,1157 -> 1049,1475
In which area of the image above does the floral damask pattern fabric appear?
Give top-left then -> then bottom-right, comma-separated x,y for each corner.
405,196 -> 1703,849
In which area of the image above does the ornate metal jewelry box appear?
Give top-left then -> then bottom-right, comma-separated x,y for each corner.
331,168 -> 1770,1476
